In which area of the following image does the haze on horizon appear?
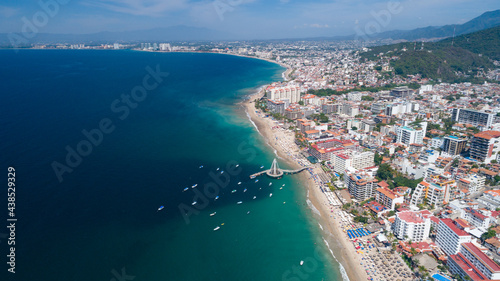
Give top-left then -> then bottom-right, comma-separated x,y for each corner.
0,0 -> 498,40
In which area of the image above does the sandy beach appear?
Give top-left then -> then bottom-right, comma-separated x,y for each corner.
241,90 -> 370,281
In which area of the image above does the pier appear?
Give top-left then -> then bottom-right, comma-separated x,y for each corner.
250,158 -> 310,179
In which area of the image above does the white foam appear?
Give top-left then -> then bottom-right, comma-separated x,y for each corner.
306,199 -> 321,217
322,238 -> 350,281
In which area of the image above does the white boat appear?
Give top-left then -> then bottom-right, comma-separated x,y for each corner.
280,187 -> 283,190
157,206 -> 164,211
269,182 -> 272,186
192,201 -> 197,206
214,226 -> 220,231
235,164 -> 239,167
231,190 -> 237,193
192,184 -> 198,188
247,211 -> 250,214
221,171 -> 224,174
215,196 -> 219,200
255,179 -> 259,183
243,188 -> 247,192
216,167 -> 220,171
199,165 -> 203,168
183,187 -> 189,192
237,201 -> 242,204
238,182 -> 242,185
269,193 -> 273,197
210,212 -> 216,216
253,196 -> 256,199
300,261 -> 304,266
260,165 -> 264,169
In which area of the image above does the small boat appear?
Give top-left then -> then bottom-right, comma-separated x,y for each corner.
221,171 -> 224,174
260,165 -> 264,169
215,196 -> 219,200
280,187 -> 283,190
183,187 -> 189,192
282,184 -> 285,186
210,212 -> 216,216
199,165 -> 203,168
192,184 -> 198,188
243,188 -> 247,192
157,206 -> 164,211
247,211 -> 250,214
214,226 -> 220,231
231,190 -> 237,193
238,182 -> 242,185
269,193 -> 273,197
253,196 -> 256,199
269,182 -> 272,186
237,201 -> 242,204
216,167 -> 220,171
192,201 -> 197,206
255,179 -> 259,183
300,261 -> 304,266
235,164 -> 239,168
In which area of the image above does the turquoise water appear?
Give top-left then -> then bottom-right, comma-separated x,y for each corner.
0,50 -> 342,280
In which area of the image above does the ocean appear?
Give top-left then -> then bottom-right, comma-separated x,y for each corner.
0,49 -> 342,280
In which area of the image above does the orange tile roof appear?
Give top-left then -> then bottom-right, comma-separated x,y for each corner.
474,130 -> 500,140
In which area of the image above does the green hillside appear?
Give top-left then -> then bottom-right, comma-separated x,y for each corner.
359,26 -> 499,82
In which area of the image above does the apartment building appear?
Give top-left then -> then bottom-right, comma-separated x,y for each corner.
470,131 -> 500,163
392,210 -> 431,242
452,108 -> 494,130
436,218 -> 472,256
442,136 -> 467,156
375,186 -> 404,210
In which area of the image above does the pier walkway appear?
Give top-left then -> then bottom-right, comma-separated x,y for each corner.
249,159 -> 310,179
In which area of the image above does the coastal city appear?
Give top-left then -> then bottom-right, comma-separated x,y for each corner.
27,38 -> 500,281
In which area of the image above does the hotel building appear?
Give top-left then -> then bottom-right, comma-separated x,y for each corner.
451,108 -> 494,130
470,131 -> 500,163
436,218 -> 472,256
392,210 -> 431,242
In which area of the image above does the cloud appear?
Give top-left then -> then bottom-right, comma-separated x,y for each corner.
83,0 -> 188,16
0,6 -> 19,18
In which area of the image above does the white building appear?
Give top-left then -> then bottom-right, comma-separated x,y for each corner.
392,210 -> 431,242
332,151 -> 374,175
461,208 -> 491,229
376,186 -> 405,210
267,85 -> 301,104
410,180 -> 451,207
347,91 -> 362,101
436,218 -> 472,256
395,122 -> 427,145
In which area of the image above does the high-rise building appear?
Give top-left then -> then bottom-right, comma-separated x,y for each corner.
410,180 -> 452,207
470,131 -> 500,163
395,122 -> 427,145
442,136 -> 467,156
448,242 -> 500,281
390,86 -> 413,98
436,218 -> 472,256
392,211 -> 431,242
267,86 -> 301,104
345,169 -> 378,201
451,108 -> 494,130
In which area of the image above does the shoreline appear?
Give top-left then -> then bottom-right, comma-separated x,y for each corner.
240,90 -> 369,281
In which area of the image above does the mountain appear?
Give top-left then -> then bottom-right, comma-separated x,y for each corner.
372,9 -> 500,41
0,25 -> 237,46
359,26 -> 499,83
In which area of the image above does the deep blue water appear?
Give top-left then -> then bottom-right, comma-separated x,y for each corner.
0,50 -> 341,281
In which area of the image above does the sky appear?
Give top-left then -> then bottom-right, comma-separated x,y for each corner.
0,0 -> 498,39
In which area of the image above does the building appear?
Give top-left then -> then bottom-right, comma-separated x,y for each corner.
461,208 -> 491,229
431,137 -> 443,149
347,91 -> 362,101
266,99 -> 287,114
392,211 -> 431,242
267,85 -> 301,104
390,86 -> 413,99
452,108 -> 494,130
448,242 -> 500,280
410,180 -> 451,207
458,174 -> 485,194
470,131 -> 500,163
332,151 -> 374,175
345,170 -> 378,201
395,122 -> 427,145
375,186 -> 404,210
436,218 -> 472,256
442,136 -> 467,156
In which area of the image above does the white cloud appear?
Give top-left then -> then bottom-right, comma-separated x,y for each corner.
0,6 -> 19,18
84,0 -> 188,16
